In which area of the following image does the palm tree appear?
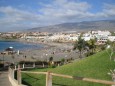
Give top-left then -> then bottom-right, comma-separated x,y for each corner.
73,36 -> 87,59
49,56 -> 53,62
49,56 -> 54,67
87,38 -> 96,54
106,40 -> 111,46
106,41 -> 115,60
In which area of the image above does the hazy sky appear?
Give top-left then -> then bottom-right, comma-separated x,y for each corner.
0,0 -> 115,32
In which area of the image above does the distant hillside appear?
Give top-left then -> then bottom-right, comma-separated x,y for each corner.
28,20 -> 115,32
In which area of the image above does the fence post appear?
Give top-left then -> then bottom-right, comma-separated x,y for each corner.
23,63 -> 25,69
46,72 -> 52,86
58,63 -> 60,67
8,67 -> 11,77
112,75 -> 115,86
15,65 -> 17,70
43,63 -> 45,68
17,64 -> 22,85
33,62 -> 35,68
12,69 -> 14,79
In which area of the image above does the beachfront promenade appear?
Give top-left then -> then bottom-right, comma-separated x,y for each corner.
0,43 -> 80,63
0,71 -> 12,86
0,43 -> 80,86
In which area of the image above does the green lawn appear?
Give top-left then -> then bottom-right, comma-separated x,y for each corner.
22,50 -> 115,86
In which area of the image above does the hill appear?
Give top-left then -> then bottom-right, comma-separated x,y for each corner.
22,50 -> 115,86
28,20 -> 115,32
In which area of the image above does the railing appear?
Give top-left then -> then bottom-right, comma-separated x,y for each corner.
21,71 -> 115,86
9,65 -> 115,86
8,66 -> 26,86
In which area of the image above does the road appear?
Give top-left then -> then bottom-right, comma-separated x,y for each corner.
0,71 -> 12,86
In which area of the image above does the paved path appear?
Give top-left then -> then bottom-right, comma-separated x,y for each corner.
0,71 -> 12,86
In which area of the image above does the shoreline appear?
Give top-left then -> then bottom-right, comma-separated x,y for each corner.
18,38 -> 73,49
0,39 -> 80,63
0,38 -> 73,53
0,38 -> 73,49
0,39 -> 18,42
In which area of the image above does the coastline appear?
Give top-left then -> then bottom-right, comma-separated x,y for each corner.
0,38 -> 18,42
18,39 -> 78,61
18,38 -> 73,48
17,38 -> 74,57
0,38 -> 78,63
0,38 -> 73,52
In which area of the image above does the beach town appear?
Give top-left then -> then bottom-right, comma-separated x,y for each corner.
0,30 -> 115,69
1,0 -> 115,85
0,30 -> 115,86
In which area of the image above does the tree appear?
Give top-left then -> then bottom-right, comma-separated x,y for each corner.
61,58 -> 65,65
49,56 -> 54,68
73,36 -> 87,59
111,31 -> 115,36
106,39 -> 111,46
87,38 -> 96,54
49,56 -> 53,62
106,41 -> 115,60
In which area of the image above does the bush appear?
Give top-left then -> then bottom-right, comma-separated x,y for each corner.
85,52 -> 95,57
0,64 -> 3,68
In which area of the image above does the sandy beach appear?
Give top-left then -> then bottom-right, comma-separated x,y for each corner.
18,41 -> 79,61
0,40 -> 80,64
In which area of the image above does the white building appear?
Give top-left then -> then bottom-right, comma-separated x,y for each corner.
97,36 -> 108,44
82,31 -> 95,41
92,30 -> 111,37
82,36 -> 91,41
66,36 -> 78,41
48,34 -> 65,41
108,36 -> 115,42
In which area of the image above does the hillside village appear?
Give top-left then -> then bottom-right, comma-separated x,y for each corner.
0,30 -> 115,45
24,30 -> 115,44
1,31 -> 115,86
0,30 -> 115,67
1,0 -> 115,86
1,30 -> 115,86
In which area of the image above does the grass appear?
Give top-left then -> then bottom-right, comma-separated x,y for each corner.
22,50 -> 115,86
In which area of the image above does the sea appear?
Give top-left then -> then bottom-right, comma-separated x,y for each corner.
0,41 -> 44,51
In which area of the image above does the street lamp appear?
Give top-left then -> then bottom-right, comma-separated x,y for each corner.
45,54 -> 48,62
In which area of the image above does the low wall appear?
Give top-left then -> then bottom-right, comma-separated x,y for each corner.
8,67 -> 26,86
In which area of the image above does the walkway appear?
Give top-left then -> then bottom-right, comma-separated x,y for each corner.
0,71 -> 12,86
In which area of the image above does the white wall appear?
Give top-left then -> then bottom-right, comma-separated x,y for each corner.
108,36 -> 115,42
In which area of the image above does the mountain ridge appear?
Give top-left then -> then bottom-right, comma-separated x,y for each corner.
27,20 -> 115,32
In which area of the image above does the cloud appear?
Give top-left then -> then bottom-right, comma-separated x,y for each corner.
103,3 -> 115,17
38,1 -> 115,24
89,3 -> 115,20
40,0 -> 91,21
0,6 -> 42,31
0,0 -> 115,32
0,6 -> 41,22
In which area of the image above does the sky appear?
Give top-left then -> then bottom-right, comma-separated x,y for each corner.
0,0 -> 115,32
